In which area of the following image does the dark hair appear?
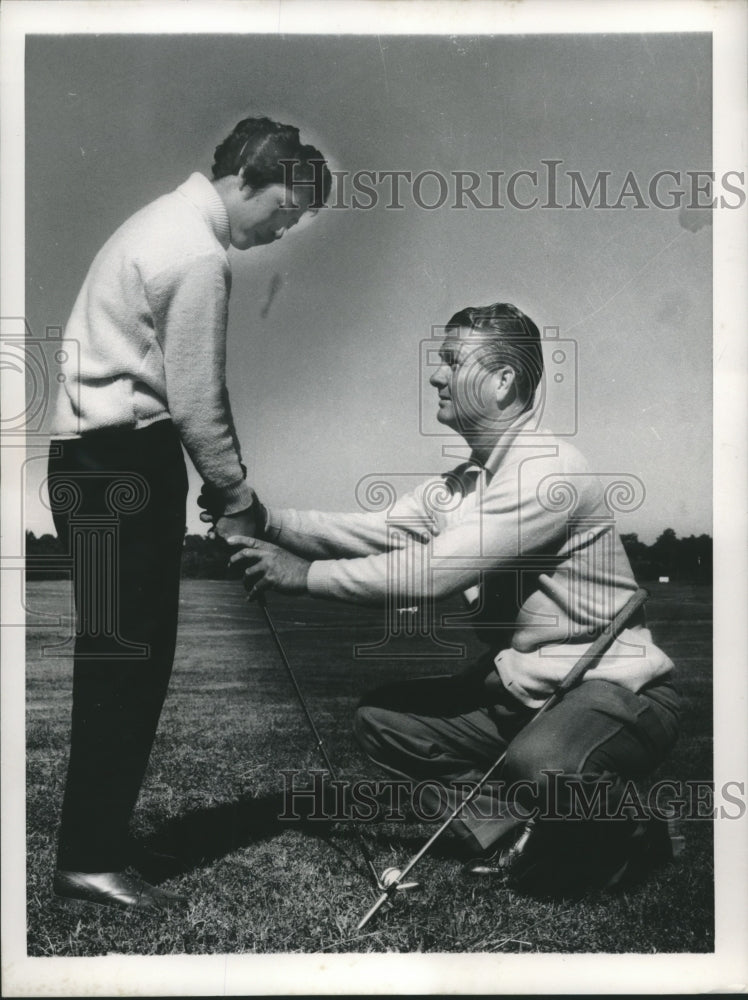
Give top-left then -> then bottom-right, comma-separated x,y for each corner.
445,302 -> 544,401
212,116 -> 331,207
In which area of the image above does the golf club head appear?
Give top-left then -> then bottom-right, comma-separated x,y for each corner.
380,867 -> 421,892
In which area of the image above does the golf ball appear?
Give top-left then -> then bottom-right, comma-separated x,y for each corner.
382,867 -> 402,887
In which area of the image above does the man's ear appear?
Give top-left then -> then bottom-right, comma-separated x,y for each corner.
236,172 -> 258,198
494,366 -> 517,406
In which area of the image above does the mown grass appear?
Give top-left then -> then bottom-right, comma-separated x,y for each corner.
25,580 -> 713,955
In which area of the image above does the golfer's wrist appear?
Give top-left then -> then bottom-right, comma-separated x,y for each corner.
219,480 -> 255,514
223,493 -> 268,536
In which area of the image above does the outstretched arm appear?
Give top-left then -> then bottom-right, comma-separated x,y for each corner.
235,473 -> 456,560
228,454 -> 587,606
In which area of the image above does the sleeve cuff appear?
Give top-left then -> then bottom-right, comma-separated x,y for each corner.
263,505 -> 283,543
306,561 -> 333,598
219,481 -> 255,515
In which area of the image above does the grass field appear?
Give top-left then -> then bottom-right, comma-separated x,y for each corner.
25,580 -> 714,956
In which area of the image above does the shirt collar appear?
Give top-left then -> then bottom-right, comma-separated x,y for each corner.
469,393 -> 545,477
176,172 -> 231,250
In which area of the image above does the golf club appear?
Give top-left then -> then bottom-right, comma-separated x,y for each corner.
257,595 -> 417,896
356,586 -> 651,930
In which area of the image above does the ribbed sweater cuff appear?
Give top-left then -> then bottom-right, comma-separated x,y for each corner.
220,481 -> 255,515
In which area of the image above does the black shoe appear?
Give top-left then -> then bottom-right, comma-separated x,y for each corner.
605,814 -> 685,890
463,823 -> 536,877
464,815 -> 685,898
53,869 -> 188,911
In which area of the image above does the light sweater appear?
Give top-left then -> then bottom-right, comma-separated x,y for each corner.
265,404 -> 674,708
53,172 -> 254,515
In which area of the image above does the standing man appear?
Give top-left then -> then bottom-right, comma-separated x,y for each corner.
48,117 -> 330,909
227,302 -> 681,896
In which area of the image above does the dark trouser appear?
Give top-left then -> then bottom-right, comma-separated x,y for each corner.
48,420 -> 187,872
354,655 -> 680,856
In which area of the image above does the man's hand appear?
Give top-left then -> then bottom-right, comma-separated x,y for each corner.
199,488 -> 267,541
228,536 -> 310,600
214,508 -> 258,541
197,484 -> 222,523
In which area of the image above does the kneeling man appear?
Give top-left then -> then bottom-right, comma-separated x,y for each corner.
227,302 -> 681,895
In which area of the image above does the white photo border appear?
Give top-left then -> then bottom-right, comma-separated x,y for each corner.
2,0 -> 746,995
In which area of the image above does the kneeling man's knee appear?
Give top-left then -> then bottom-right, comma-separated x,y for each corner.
503,736 -> 574,807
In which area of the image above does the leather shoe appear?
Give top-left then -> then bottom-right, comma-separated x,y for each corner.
463,823 -> 536,877
54,869 -> 187,911
464,815 -> 685,896
605,814 -> 685,890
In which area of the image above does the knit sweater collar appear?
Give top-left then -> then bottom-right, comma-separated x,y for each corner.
469,392 -> 546,477
177,172 -> 231,250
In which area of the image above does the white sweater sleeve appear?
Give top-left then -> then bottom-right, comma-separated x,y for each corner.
305,460 -> 575,605
147,253 -> 254,514
265,479 -> 446,559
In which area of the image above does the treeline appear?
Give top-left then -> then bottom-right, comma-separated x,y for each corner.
24,531 -> 234,581
620,529 -> 712,584
25,527 -> 713,583
180,534 -> 237,579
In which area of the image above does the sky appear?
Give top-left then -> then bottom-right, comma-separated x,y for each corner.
23,32 -> 713,543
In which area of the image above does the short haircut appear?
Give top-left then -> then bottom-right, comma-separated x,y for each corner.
445,302 -> 544,402
212,116 -> 331,208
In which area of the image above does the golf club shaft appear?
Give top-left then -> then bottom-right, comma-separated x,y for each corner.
357,587 -> 650,930
258,596 -> 383,892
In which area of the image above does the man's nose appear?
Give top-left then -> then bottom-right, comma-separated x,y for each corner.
430,364 -> 447,387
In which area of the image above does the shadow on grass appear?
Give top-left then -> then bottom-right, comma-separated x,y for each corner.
360,825 -> 464,861
134,790 -> 376,883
